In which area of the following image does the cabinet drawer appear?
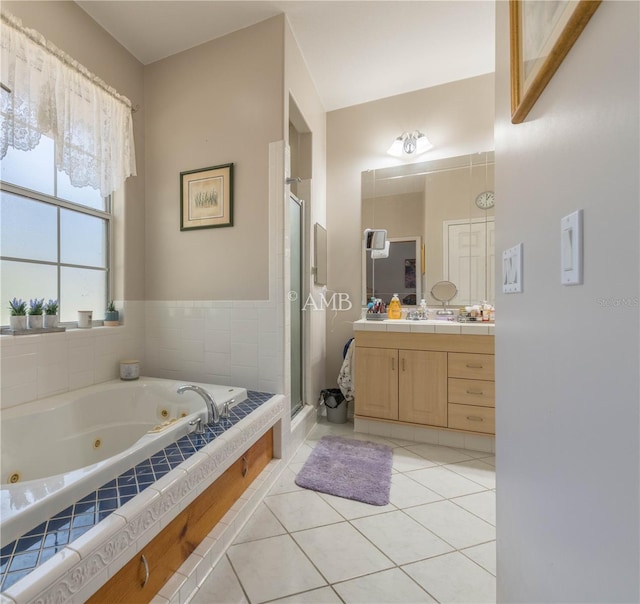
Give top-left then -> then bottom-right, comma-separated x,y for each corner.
448,378 -> 495,407
448,353 -> 494,381
448,404 -> 495,434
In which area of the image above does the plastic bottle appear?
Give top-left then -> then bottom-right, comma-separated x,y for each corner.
419,298 -> 428,319
388,293 -> 402,320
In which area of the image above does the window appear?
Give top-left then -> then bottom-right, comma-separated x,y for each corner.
0,133 -> 111,325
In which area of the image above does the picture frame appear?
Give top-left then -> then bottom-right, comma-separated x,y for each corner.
180,163 -> 234,231
510,0 -> 601,124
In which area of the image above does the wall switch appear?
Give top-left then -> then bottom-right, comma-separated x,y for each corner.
502,243 -> 523,293
561,210 -> 583,285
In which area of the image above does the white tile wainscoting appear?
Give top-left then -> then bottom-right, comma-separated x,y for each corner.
144,300 -> 284,396
0,298 -> 286,411
0,302 -> 145,410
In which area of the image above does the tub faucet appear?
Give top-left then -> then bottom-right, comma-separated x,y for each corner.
177,384 -> 220,426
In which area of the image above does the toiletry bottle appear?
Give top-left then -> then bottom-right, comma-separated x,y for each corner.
388,294 -> 402,320
419,299 -> 427,319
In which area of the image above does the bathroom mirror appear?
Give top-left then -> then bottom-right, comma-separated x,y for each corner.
361,151 -> 494,307
364,228 -> 387,250
431,280 -> 458,315
314,223 -> 327,285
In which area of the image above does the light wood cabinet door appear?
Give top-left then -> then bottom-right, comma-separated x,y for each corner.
398,350 -> 447,426
355,347 -> 398,420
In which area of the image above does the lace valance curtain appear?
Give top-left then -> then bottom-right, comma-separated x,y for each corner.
0,11 -> 136,197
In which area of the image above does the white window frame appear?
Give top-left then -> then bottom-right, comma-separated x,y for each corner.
0,180 -> 112,327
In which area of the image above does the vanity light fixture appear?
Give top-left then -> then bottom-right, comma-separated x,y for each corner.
387,130 -> 432,158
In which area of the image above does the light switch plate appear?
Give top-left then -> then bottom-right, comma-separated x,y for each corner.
502,243 -> 523,293
561,210 -> 583,285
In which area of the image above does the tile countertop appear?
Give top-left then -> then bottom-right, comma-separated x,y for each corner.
353,319 -> 495,335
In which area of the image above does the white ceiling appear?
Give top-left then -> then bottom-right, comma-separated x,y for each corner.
76,0 -> 495,112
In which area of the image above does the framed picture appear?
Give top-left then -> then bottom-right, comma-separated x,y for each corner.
510,0 -> 601,124
180,163 -> 234,230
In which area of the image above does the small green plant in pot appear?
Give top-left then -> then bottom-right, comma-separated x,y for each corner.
104,300 -> 119,326
27,298 -> 44,329
8,298 -> 27,330
44,299 -> 59,328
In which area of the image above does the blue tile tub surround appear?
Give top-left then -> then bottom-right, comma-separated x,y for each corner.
0,390 -> 274,592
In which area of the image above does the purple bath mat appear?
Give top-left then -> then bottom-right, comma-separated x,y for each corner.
295,435 -> 393,506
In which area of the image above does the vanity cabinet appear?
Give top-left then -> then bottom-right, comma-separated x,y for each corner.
88,429 -> 273,604
354,348 -> 447,425
447,353 -> 495,434
354,332 -> 494,435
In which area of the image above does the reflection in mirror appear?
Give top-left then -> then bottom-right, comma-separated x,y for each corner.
361,151 -> 494,307
365,238 -> 421,305
364,228 -> 387,250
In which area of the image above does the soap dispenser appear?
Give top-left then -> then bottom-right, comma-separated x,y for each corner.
388,294 -> 402,320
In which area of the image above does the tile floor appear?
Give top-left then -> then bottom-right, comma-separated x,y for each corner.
189,419 -> 496,604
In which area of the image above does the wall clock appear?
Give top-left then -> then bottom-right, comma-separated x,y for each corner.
475,190 -> 495,209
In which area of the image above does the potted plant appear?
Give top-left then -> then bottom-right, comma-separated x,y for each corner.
27,298 -> 44,329
104,300 -> 119,326
44,299 -> 59,328
8,298 -> 27,330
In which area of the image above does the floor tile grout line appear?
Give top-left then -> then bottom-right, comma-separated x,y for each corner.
220,420 -> 495,604
224,551 -> 257,604
457,541 -> 498,577
448,494 -> 497,527
396,563 -> 443,603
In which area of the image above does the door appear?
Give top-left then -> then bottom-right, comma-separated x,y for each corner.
289,195 -> 304,416
444,218 -> 495,304
398,350 -> 447,426
354,347 -> 398,420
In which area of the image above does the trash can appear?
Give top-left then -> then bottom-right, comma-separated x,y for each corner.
321,388 -> 347,424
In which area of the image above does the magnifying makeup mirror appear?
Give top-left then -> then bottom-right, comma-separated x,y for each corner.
431,280 -> 458,316
364,229 -> 387,251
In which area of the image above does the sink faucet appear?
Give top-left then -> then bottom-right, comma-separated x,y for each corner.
177,384 -> 220,426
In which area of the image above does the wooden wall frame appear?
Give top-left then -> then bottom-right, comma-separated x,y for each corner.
510,0 -> 601,124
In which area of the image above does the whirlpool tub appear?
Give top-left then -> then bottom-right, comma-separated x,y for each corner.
0,377 -> 247,547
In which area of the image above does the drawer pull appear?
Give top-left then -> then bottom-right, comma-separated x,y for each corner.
402,358 -> 406,371
466,415 -> 484,422
140,554 -> 150,588
242,455 -> 248,477
465,363 -> 483,369
466,389 -> 484,395
391,358 -> 395,370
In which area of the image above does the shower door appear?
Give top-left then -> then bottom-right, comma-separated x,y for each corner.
289,194 -> 304,416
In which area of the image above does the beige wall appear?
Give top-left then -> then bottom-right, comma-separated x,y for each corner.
362,192 -> 424,239
424,163 -> 494,298
326,74 -> 494,382
495,1 -> 639,601
4,1 -> 146,302
144,16 -> 284,300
